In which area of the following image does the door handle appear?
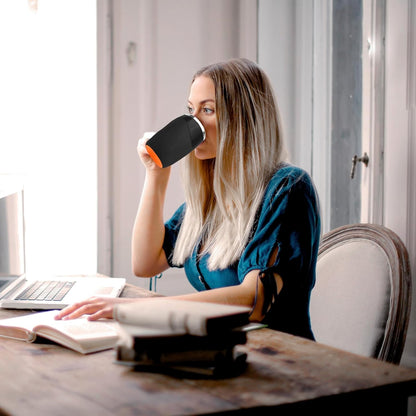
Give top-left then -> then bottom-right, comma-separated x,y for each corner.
350,153 -> 369,179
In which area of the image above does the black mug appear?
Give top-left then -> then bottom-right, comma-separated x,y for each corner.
145,115 -> 206,168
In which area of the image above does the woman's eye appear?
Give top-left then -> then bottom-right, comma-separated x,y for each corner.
203,107 -> 214,114
187,106 -> 194,115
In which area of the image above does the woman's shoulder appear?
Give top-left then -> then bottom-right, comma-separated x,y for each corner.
267,163 -> 314,191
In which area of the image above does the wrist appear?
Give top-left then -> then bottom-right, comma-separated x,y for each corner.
143,168 -> 171,200
146,166 -> 171,182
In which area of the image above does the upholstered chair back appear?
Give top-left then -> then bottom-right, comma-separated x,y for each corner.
310,224 -> 411,364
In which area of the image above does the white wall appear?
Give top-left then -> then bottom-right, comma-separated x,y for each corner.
258,0 -> 297,162
98,0 -> 257,293
258,0 -> 314,173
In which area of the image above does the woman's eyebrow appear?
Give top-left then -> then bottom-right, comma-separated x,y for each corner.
187,99 -> 215,105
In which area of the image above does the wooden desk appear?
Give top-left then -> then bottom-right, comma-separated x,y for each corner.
0,284 -> 415,415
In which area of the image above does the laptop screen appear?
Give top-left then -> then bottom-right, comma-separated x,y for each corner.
0,186 -> 25,278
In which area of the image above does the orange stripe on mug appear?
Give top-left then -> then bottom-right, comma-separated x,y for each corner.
145,144 -> 163,168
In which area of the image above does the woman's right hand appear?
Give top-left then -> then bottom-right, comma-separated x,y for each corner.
137,133 -> 162,171
54,296 -> 137,321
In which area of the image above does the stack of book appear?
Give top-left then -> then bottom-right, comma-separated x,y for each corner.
113,299 -> 253,377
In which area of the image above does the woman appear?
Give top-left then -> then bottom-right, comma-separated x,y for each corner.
56,58 -> 321,340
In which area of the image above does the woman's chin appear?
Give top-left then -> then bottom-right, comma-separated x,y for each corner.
194,148 -> 216,161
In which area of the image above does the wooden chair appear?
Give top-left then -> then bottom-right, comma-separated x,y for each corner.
309,223 -> 411,364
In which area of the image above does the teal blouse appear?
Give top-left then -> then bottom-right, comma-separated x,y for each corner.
162,164 -> 321,340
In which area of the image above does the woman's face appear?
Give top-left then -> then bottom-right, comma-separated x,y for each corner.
187,76 -> 217,160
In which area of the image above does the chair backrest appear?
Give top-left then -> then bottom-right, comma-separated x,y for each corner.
310,224 -> 411,364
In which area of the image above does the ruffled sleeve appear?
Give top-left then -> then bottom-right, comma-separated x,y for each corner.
238,166 -> 320,338
238,165 -> 321,288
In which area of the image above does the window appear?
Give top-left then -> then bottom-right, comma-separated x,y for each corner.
329,0 -> 363,229
0,1 -> 97,275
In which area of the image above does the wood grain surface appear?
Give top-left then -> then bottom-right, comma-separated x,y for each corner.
0,282 -> 415,415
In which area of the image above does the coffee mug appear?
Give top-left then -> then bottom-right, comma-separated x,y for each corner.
145,115 -> 206,168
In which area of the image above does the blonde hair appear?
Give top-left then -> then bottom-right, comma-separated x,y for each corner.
172,58 -> 287,270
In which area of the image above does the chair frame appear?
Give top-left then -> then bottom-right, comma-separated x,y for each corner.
317,223 -> 411,363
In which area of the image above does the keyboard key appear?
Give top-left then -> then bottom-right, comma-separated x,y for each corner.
16,280 -> 75,302
52,282 -> 75,301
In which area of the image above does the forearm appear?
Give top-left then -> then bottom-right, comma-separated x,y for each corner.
132,170 -> 171,276
171,270 -> 266,322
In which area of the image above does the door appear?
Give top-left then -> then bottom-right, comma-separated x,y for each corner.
315,0 -> 385,232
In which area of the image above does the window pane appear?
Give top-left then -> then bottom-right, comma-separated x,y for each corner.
0,1 -> 97,275
330,0 -> 363,229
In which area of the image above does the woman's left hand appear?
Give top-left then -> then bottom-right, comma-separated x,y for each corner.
54,296 -> 136,321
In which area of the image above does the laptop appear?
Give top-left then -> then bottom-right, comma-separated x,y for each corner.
0,184 -> 125,310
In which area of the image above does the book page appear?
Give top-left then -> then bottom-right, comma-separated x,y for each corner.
0,310 -> 58,342
33,312 -> 120,354
0,310 -> 120,353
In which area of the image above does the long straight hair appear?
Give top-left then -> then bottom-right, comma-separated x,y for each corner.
172,58 -> 287,270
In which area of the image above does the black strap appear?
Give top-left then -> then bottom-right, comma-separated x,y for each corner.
259,269 -> 279,316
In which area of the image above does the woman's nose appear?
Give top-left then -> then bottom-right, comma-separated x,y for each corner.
193,107 -> 201,117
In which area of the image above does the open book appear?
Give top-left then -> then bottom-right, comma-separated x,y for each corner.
114,299 -> 251,338
0,310 -> 120,354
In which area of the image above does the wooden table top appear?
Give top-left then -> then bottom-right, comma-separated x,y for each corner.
0,283 -> 416,415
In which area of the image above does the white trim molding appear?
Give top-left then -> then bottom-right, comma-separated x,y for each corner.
384,0 -> 416,369
97,0 -> 113,276
360,0 -> 385,225
402,0 -> 416,369
311,0 -> 333,233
